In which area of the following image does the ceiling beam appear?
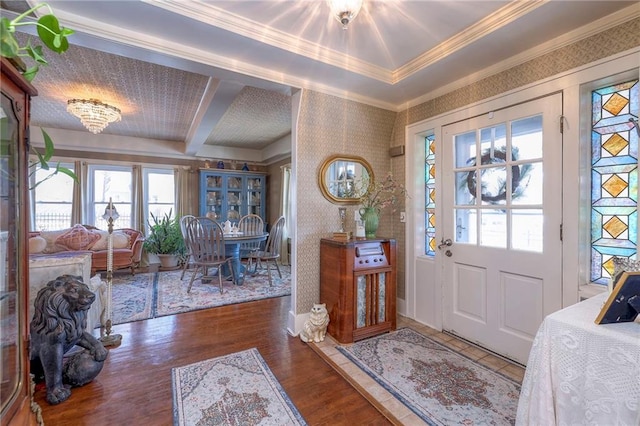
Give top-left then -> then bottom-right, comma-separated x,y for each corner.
184,78 -> 245,156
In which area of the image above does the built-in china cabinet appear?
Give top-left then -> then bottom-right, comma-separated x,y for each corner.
1,58 -> 40,425
320,238 -> 397,344
199,169 -> 266,223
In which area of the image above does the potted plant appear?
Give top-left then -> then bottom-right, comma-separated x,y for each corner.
143,210 -> 186,269
1,2 -> 74,81
1,3 -> 77,187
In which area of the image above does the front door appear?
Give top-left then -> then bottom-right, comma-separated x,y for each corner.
441,93 -> 563,364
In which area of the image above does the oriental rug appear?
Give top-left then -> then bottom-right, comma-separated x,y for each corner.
172,348 -> 306,426
108,266 -> 291,326
337,328 -> 520,425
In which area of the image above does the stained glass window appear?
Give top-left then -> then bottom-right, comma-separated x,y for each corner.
425,134 -> 436,256
590,79 -> 639,284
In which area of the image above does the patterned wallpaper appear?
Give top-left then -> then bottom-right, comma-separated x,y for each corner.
295,90 -> 397,312
297,17 -> 639,311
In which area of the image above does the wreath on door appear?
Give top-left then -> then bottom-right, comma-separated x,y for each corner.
464,147 -> 532,204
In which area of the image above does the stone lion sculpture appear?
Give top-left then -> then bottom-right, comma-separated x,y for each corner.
30,274 -> 109,405
299,303 -> 329,343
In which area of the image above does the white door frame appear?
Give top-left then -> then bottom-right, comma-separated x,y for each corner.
402,49 -> 640,332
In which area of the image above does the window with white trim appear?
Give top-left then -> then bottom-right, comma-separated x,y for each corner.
144,168 -> 175,232
32,162 -> 75,231
88,165 -> 133,229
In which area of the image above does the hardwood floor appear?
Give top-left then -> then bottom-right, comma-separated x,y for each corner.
35,296 -> 391,426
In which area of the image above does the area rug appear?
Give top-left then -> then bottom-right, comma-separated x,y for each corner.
337,328 -> 520,425
172,348 -> 307,426
108,266 -> 291,326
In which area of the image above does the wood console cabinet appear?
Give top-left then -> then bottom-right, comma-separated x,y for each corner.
320,238 -> 396,344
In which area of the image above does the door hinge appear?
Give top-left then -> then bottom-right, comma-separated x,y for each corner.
560,223 -> 563,241
559,115 -> 564,134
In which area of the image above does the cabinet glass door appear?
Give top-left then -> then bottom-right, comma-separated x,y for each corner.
0,91 -> 21,412
204,175 -> 223,221
246,176 -> 264,216
226,176 -> 242,221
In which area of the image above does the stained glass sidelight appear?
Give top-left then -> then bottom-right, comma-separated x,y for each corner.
590,79 -> 639,284
425,134 -> 436,256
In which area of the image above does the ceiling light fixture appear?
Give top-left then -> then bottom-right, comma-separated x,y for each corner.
67,98 -> 121,134
328,0 -> 363,30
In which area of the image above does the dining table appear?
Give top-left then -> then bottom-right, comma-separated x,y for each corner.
222,231 -> 268,285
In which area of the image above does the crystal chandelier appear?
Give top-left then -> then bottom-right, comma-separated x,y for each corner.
327,0 -> 363,29
67,98 -> 121,134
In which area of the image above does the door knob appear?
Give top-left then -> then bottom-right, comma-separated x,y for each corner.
438,238 -> 452,249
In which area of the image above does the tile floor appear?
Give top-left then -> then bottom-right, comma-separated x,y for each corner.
310,315 -> 526,426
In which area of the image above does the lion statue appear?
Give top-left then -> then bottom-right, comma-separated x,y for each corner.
30,274 -> 109,405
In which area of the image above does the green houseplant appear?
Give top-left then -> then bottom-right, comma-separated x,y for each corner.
1,2 -> 74,82
1,3 -> 77,187
144,210 -> 186,268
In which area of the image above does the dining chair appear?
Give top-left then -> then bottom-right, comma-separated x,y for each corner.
179,214 -> 196,280
183,216 -> 236,293
247,216 -> 285,286
237,214 -> 265,259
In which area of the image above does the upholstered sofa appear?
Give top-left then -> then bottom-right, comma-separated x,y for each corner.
29,224 -> 145,275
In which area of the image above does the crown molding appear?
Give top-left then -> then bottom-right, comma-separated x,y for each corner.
51,6 -> 398,112
144,0 -> 392,83
402,3 -> 640,111
394,0 -> 548,83
31,0 -> 638,114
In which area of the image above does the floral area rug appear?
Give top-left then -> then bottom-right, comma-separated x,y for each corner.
172,348 -> 307,426
337,328 -> 520,425
109,265 -> 291,326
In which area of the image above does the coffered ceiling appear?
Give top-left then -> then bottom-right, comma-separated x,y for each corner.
3,0 -> 638,163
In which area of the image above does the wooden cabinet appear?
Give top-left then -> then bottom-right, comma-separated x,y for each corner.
199,170 -> 266,223
320,238 -> 396,344
1,58 -> 40,425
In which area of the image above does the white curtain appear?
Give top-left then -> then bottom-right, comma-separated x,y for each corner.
279,164 -> 292,265
174,166 -> 198,218
132,165 -> 145,231
71,160 -> 86,225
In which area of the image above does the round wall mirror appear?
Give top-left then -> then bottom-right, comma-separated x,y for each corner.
318,154 -> 374,205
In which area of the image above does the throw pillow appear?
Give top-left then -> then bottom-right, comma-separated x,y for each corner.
55,224 -> 100,251
28,236 -> 47,254
113,232 -> 131,249
611,256 -> 640,289
91,230 -> 131,250
40,229 -> 68,253
90,230 -> 110,251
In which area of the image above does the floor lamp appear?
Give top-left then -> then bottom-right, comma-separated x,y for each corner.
100,198 -> 123,347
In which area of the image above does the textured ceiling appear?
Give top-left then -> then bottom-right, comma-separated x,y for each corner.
16,32 -> 210,142
2,0 -> 638,162
207,87 -> 291,149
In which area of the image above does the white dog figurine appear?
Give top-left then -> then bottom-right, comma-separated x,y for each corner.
299,303 -> 329,343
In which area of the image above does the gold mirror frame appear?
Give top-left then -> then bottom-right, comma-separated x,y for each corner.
318,154 -> 374,205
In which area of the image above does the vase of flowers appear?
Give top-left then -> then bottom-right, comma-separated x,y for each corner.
358,206 -> 380,238
357,172 -> 408,238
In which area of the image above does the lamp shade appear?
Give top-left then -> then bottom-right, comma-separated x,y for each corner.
102,198 -> 119,221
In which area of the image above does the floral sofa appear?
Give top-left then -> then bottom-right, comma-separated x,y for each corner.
29,224 -> 145,275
